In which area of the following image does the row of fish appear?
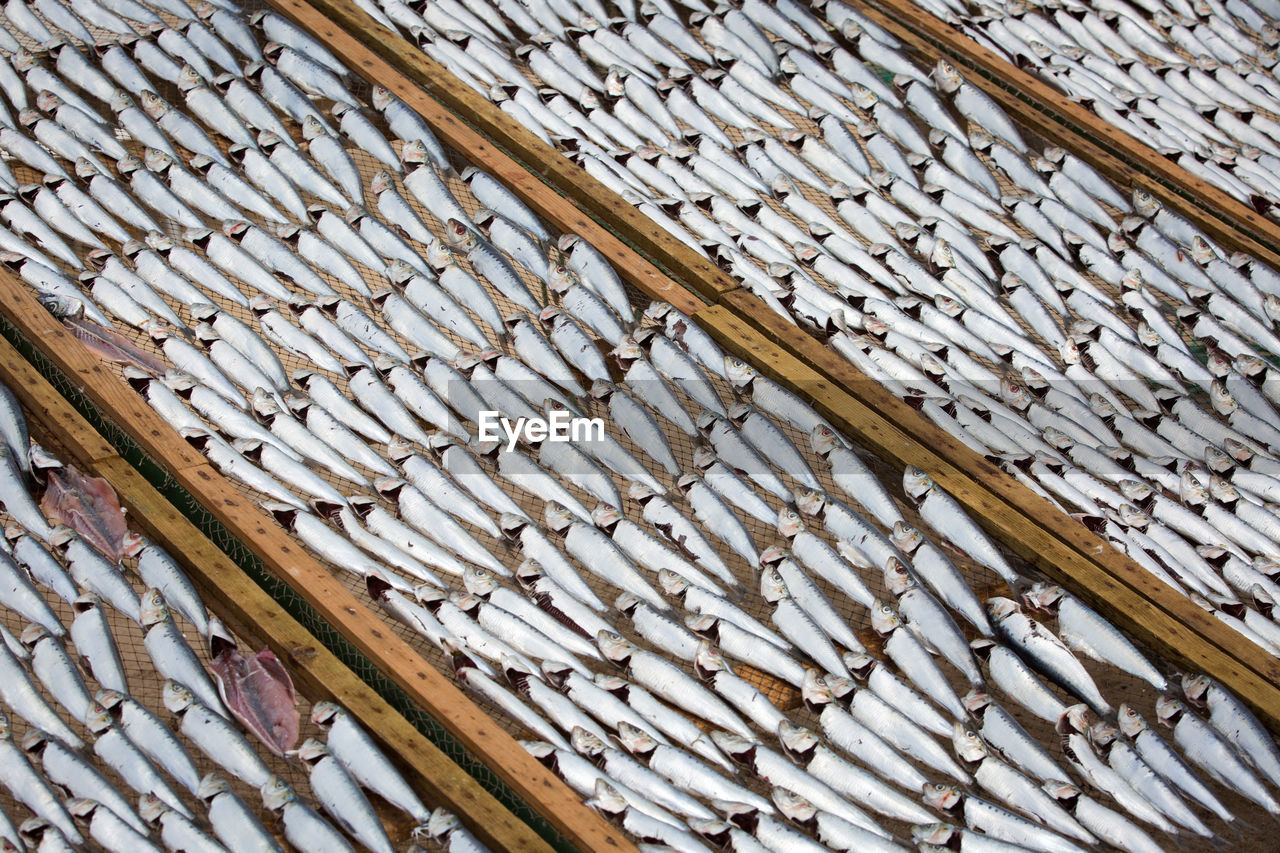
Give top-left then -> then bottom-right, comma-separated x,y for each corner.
0,0 -> 1276,850
359,0 -> 1280,663
939,0 -> 1280,218
0,382 -> 480,852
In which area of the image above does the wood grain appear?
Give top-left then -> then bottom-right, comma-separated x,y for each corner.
856,0 -> 1280,271
265,0 -> 717,315
0,330 -> 554,853
0,271 -> 636,853
697,303 -> 1280,731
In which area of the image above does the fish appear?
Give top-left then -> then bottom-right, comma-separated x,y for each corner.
83,701 -> 193,818
598,631 -> 752,737
64,799 -> 161,853
69,595 -> 127,694
260,777 -> 356,853
163,681 -> 272,788
312,701 -> 429,823
206,621 -> 298,758
198,774 -> 285,853
138,795 -> 225,853
2,719 -> 83,840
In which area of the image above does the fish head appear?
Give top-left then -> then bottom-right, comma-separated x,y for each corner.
514,558 -> 543,587
1056,704 -> 1091,736
952,722 -> 988,763
693,641 -> 728,680
1178,469 -> 1209,508
613,590 -> 642,618
759,567 -> 789,603
368,169 -> 398,198
882,557 -> 916,596
1041,780 -> 1082,810
1207,474 -> 1239,505
94,687 -> 125,718
923,782 -> 962,812
162,679 -> 196,713
913,824 -> 963,847
1264,294 -> 1280,326
65,798 -> 99,823
570,726 -> 605,759
310,701 -> 341,729
422,808 -> 461,841
294,737 -> 331,767
259,775 -> 296,812
1132,189 -> 1160,218
371,85 -> 395,112
539,661 -> 572,690
708,731 -> 756,767
501,652 -> 536,693
777,720 -> 819,761
1155,695 -> 1187,728
176,63 -> 205,92
627,482 -> 657,505
139,89 -> 167,120
543,502 -> 575,536
461,566 -> 497,599
791,487 -> 824,518
901,465 -> 934,502
775,507 -> 806,539
888,523 -> 924,557
196,773 -> 231,803
771,787 -> 818,829
870,600 -> 901,635
596,630 -> 635,665
1023,582 -> 1065,613
137,792 -> 171,825
799,669 -> 835,711
809,425 -> 840,459
984,596 -> 1019,624
586,779 -> 627,817
614,720 -> 657,759
1181,673 -> 1211,707
1209,379 -> 1239,417
444,218 -> 476,251
1089,720 -> 1120,755
722,356 -> 756,391
522,740 -> 557,768
962,689 -> 992,724
657,569 -> 689,597
301,114 -> 327,142
1117,703 -> 1149,737
18,623 -> 48,652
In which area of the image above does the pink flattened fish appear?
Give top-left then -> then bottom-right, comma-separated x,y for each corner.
62,313 -> 169,377
39,463 -> 129,562
209,623 -> 299,757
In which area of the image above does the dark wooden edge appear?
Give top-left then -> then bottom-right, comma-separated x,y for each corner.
266,0 -> 723,312
0,272 -> 635,853
0,325 -> 555,853
198,0 -> 1280,730
855,0 -> 1280,270
698,304 -> 1280,731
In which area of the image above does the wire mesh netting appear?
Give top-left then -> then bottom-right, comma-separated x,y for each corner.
0,0 -> 1275,850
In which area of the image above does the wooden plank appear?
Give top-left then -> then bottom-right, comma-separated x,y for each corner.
0,272 -> 639,853
855,0 -> 1280,270
263,0 -> 719,314
695,303 -> 1280,731
0,332 -> 552,853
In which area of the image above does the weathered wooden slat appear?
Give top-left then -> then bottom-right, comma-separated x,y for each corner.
0,271 -> 637,853
697,303 -> 1280,731
265,0 -> 722,314
0,330 -> 552,853
226,0 -> 1280,733
855,0 -> 1280,270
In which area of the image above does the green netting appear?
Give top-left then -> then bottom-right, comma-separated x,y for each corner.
0,310 -> 575,853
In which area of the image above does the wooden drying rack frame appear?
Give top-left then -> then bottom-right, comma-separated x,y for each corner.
0,323 -> 556,853
3,0 -> 1280,847
255,0 -> 1280,726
